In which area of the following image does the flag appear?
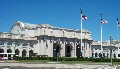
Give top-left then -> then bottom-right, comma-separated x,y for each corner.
82,15 -> 87,20
117,22 -> 120,26
80,9 -> 87,20
101,19 -> 108,23
117,18 -> 120,27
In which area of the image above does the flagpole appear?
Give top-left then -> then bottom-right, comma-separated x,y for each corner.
100,14 -> 103,57
101,23 -> 103,55
80,9 -> 83,57
117,18 -> 119,57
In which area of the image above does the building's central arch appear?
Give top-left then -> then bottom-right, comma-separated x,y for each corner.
53,43 -> 61,57
65,44 -> 72,57
15,49 -> 19,56
29,49 -> 33,57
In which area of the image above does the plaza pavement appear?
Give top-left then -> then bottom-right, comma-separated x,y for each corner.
0,61 -> 118,69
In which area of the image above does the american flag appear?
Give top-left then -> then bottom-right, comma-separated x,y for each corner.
117,18 -> 120,27
118,22 -> 120,26
101,19 -> 108,23
82,15 -> 87,20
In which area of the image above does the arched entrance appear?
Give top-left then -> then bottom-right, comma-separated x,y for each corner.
15,49 -> 19,56
65,44 -> 72,57
7,49 -> 12,53
0,48 -> 4,57
76,45 -> 81,58
53,43 -> 61,57
22,49 -> 27,57
0,48 -> 4,53
29,50 -> 33,57
7,49 -> 12,59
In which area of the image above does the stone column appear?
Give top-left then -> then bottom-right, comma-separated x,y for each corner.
37,28 -> 40,36
84,41 -> 86,57
27,43 -> 30,57
82,41 -> 85,58
12,42 -> 16,53
4,42 -> 8,53
81,42 -> 84,57
59,40 -> 62,57
46,39 -> 53,57
45,40 -> 47,55
93,49 -> 95,58
40,39 -> 44,55
71,42 -> 74,57
115,49 -> 117,58
45,40 -> 50,56
11,42 -> 15,58
33,44 -> 37,54
37,40 -> 40,55
105,50 -> 107,58
109,50 -> 110,58
74,42 -> 77,57
61,41 -> 65,57
19,43 -> 23,57
49,40 -> 53,57
89,43 -> 92,58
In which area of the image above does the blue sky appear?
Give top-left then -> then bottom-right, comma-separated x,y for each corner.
0,0 -> 120,41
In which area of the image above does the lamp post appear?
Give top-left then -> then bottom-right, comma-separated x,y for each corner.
54,48 -> 59,62
77,46 -> 80,57
110,36 -> 113,66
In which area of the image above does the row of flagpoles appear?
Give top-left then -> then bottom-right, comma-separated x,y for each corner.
80,9 -> 120,57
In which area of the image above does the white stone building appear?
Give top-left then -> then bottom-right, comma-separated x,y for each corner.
0,21 -> 92,58
91,40 -> 120,58
0,21 -> 120,59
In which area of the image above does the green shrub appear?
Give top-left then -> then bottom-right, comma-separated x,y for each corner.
13,57 -> 120,62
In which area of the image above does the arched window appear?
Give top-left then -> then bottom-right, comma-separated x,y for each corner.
0,49 -> 4,53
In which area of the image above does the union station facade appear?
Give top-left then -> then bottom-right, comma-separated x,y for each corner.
0,21 -> 92,58
0,21 -> 120,58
